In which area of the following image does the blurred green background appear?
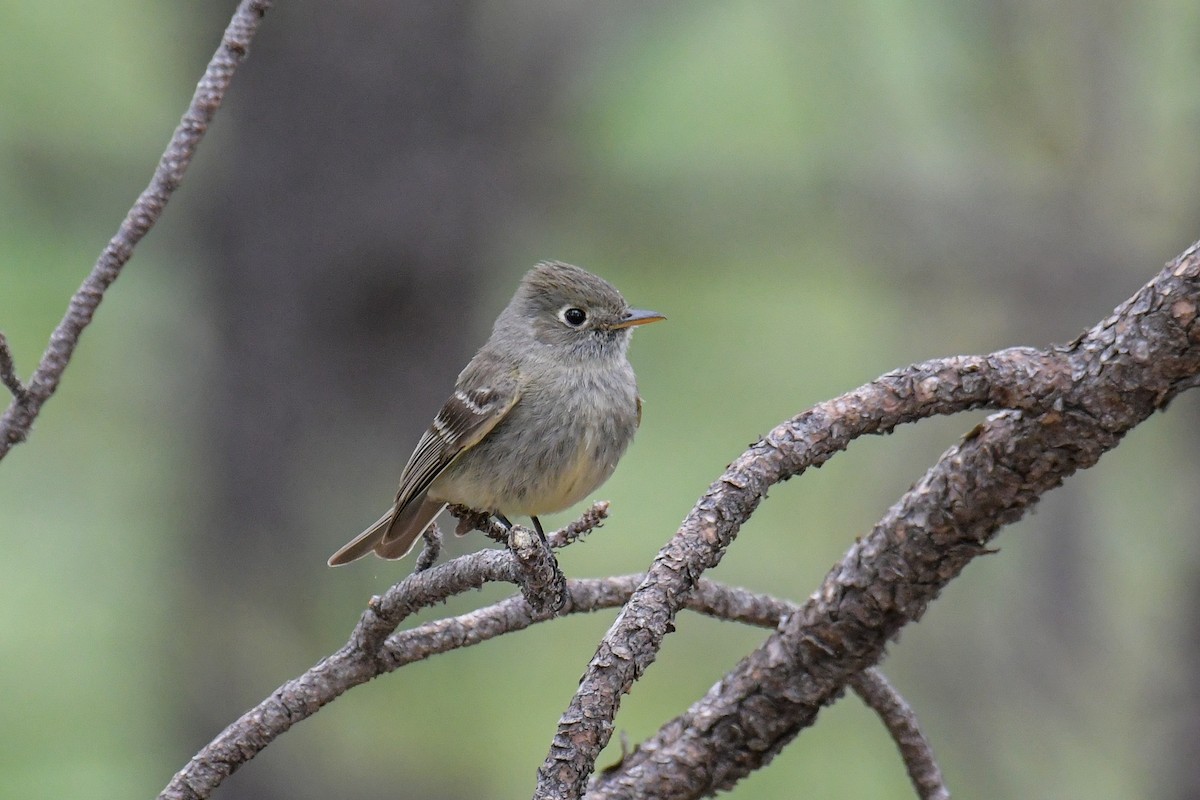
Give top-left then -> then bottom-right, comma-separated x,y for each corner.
3,2 -> 1200,798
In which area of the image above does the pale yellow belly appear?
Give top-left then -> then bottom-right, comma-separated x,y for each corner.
430,429 -> 616,517
504,433 -> 612,515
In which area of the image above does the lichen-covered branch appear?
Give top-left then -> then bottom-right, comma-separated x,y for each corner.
0,0 -> 272,460
551,243 -> 1200,800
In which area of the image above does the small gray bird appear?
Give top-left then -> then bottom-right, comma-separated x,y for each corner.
328,261 -> 664,566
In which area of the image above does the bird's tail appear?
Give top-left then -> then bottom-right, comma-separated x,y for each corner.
375,498 -> 445,559
327,498 -> 445,566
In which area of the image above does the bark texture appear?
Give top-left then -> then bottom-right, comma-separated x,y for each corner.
544,244 -> 1200,799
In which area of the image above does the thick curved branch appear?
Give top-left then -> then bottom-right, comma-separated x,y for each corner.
0,0 -> 272,460
533,351 -> 1072,797
381,575 -> 948,800
580,243 -> 1200,799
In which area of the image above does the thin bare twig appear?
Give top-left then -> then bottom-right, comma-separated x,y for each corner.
353,540 -> 544,657
0,0 -> 273,460
381,575 -> 796,671
551,500 -> 610,548
448,501 -> 611,549
0,333 -> 28,403
850,669 -> 950,800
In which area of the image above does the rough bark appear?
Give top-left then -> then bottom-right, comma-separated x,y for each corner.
542,244 -> 1200,799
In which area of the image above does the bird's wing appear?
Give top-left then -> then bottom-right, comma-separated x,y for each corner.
379,364 -> 521,545
326,362 -> 520,566
389,383 -> 518,517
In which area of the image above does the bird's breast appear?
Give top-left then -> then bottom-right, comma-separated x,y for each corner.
431,358 -> 641,517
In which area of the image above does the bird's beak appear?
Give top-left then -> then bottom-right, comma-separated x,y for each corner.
612,308 -> 666,329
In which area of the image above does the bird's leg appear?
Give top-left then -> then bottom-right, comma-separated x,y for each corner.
494,513 -> 514,531
530,516 -> 549,548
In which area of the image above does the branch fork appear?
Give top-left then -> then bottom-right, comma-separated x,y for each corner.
447,503 -> 611,616
0,333 -> 29,404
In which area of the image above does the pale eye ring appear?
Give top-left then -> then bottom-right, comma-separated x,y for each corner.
560,306 -> 588,327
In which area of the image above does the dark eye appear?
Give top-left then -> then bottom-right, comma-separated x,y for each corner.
562,307 -> 587,327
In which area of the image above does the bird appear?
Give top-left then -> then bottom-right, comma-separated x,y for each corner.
328,260 -> 664,566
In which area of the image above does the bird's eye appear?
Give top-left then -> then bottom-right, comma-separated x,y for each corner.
561,307 -> 587,327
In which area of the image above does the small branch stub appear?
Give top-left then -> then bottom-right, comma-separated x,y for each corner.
446,503 -> 612,615
0,333 -> 28,403
414,524 -> 443,572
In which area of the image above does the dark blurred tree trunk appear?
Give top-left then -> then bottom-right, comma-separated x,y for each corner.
185,3 -> 586,797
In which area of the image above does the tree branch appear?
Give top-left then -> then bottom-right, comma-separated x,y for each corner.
448,502 -> 611,614
577,242 -> 1200,799
413,524 -> 444,572
161,546 -> 526,800
849,669 -> 949,800
448,501 -> 610,549
158,556 -> 795,800
382,569 -> 948,800
380,576 -> 797,673
0,0 -> 272,460
159,239 -> 1200,798
0,333 -> 28,404
535,349 -> 1068,798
